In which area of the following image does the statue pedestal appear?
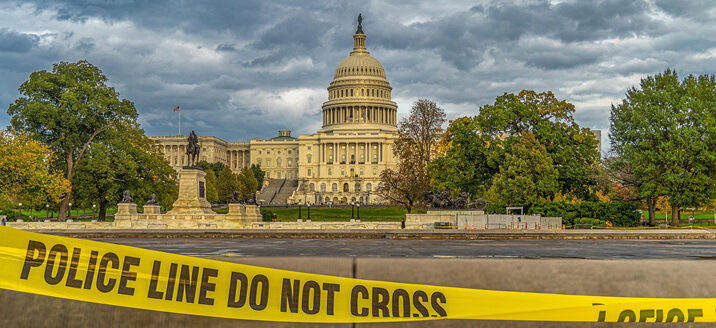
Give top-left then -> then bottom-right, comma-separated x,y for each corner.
114,203 -> 138,228
144,205 -> 161,214
166,168 -> 214,214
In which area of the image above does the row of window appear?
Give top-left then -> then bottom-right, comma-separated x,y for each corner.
336,66 -> 383,76
256,158 -> 295,167
257,149 -> 293,155
329,87 -> 389,99
309,182 -> 384,193
307,167 -> 379,177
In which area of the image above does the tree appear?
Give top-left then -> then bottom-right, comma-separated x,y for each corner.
429,117 -> 501,196
237,168 -> 258,201
196,160 -> 230,178
378,99 -> 446,212
476,90 -> 600,199
250,164 -> 265,189
0,130 -> 70,211
215,167 -> 239,203
610,69 -> 716,225
71,123 -> 177,219
7,60 -> 138,219
204,170 -> 219,204
488,132 -> 559,206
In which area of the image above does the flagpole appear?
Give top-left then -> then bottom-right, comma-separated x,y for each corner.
179,110 -> 182,136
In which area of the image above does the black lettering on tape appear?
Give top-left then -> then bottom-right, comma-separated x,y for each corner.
176,265 -> 200,303
83,251 -> 98,289
597,310 -> 606,322
165,263 -> 178,301
371,287 -> 390,317
301,280 -> 320,315
638,309 -> 654,322
96,252 -> 119,293
118,256 -> 140,296
21,240 -> 46,280
350,285 -> 369,317
147,261 -> 164,299
281,278 -> 300,313
617,310 -> 636,322
392,289 -> 410,318
431,292 -> 447,317
44,244 -> 69,285
323,283 -> 340,316
227,272 -> 248,308
666,309 -> 684,322
65,248 -> 83,288
656,309 -> 663,322
687,309 -> 703,322
249,275 -> 269,311
412,291 -> 429,317
198,267 -> 218,306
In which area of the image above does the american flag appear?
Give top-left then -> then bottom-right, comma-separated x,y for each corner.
173,106 -> 181,112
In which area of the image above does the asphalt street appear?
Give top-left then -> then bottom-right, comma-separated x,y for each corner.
95,238 -> 716,260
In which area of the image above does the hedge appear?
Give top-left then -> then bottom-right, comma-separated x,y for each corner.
484,201 -> 640,227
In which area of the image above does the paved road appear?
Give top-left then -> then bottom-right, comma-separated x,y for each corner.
94,238 -> 716,259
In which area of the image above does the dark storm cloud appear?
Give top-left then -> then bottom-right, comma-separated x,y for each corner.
0,28 -> 39,52
0,0 -> 714,154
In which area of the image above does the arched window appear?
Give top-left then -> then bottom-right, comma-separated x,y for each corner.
343,183 -> 349,192
332,183 -> 338,192
366,183 -> 372,192
277,158 -> 282,167
309,183 -> 315,192
307,154 -> 312,163
321,183 -> 326,192
355,182 -> 361,192
361,89 -> 364,96
277,171 -> 281,178
350,89 -> 353,97
378,182 -> 384,190
288,159 -> 292,167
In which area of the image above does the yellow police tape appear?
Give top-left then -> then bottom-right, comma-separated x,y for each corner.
1,225 -> 714,323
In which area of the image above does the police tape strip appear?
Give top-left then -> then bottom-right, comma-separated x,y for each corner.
0,226 -> 714,323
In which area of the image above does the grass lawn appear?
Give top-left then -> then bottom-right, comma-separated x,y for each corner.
259,207 -> 424,222
1,207 -> 118,221
649,211 -> 715,221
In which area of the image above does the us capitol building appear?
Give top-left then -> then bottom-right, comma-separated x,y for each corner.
151,18 -> 397,206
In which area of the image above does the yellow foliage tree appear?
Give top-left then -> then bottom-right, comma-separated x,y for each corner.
0,130 -> 70,206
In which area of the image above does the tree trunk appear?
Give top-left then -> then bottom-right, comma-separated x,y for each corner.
58,151 -> 74,220
647,197 -> 656,226
99,200 -> 107,221
671,205 -> 680,226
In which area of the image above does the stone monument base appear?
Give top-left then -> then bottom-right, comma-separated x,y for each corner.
166,168 -> 214,214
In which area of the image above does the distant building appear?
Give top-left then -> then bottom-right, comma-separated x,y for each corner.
591,129 -> 602,155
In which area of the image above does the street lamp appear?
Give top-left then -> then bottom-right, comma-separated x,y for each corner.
357,203 -> 360,220
68,202 -> 72,220
351,202 -> 355,219
18,202 -> 22,221
45,204 -> 49,220
92,204 -> 96,221
298,204 -> 302,220
307,204 -> 311,220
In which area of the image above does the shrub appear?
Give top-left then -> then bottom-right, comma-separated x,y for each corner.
528,201 -> 640,227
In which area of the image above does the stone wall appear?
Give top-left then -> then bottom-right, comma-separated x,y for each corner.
407,210 -> 562,230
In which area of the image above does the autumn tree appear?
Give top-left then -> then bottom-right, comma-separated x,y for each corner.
0,130 -> 70,212
610,69 -> 716,225
378,99 -> 445,212
488,132 -> 559,205
203,170 -> 219,204
7,60 -> 137,219
250,164 -> 265,189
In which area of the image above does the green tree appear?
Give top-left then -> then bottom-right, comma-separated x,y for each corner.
196,160 -> 229,178
71,123 -> 177,219
216,167 -> 239,203
237,168 -> 258,201
378,99 -> 446,212
0,130 -> 71,212
610,69 -> 716,225
429,117 -> 501,196
203,170 -> 219,204
476,90 -> 600,199
488,132 -> 559,206
7,60 -> 137,219
250,164 -> 265,189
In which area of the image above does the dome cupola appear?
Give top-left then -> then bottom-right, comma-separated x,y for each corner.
321,14 -> 398,130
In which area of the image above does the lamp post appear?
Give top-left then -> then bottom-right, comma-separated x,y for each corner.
68,202 -> 72,220
18,202 -> 22,221
351,202 -> 355,219
357,203 -> 360,220
298,204 -> 302,220
307,204 -> 311,220
92,204 -> 96,221
45,203 -> 49,220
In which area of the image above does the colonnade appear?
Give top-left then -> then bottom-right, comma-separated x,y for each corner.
321,141 -> 384,164
162,144 -> 187,167
323,106 -> 396,126
226,150 -> 250,170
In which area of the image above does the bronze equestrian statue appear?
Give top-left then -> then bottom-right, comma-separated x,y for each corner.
185,130 -> 200,167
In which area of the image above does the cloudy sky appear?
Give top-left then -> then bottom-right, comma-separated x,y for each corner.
1,1 -> 715,154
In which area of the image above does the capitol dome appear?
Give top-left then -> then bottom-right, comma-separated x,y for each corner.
322,15 -> 397,130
